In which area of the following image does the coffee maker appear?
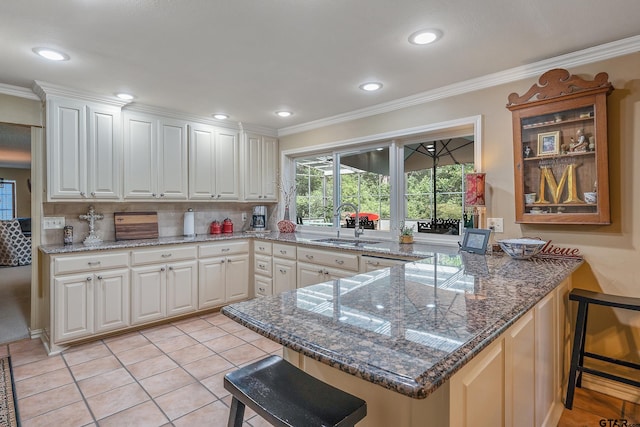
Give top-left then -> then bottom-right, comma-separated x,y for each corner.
251,206 -> 267,231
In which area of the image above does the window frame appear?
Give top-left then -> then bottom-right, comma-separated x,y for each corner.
281,115 -> 483,245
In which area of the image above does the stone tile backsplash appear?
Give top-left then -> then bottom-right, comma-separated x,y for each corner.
41,202 -> 279,246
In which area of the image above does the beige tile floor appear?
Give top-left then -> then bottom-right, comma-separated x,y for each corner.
0,312 -> 282,427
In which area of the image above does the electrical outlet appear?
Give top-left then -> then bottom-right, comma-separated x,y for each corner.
241,212 -> 247,222
43,216 -> 66,229
487,217 -> 504,233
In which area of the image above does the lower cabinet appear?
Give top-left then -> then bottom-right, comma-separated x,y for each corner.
198,240 -> 250,308
296,247 -> 359,287
273,258 -> 296,293
54,268 -> 129,342
297,262 -> 355,288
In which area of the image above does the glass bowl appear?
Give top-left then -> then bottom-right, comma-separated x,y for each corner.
497,238 -> 546,260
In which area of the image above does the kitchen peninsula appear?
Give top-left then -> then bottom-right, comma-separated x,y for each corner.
223,248 -> 582,427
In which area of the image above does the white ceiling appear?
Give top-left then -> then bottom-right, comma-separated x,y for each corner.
1,0 -> 640,167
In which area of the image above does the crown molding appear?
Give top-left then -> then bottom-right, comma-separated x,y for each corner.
0,83 -> 40,101
33,81 -> 131,107
277,35 -> 640,137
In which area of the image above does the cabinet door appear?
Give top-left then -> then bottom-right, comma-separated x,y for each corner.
505,312 -> 535,427
361,256 -> 405,272
131,264 -> 166,324
123,112 -> 156,199
273,258 -> 296,293
226,254 -> 249,302
198,258 -> 226,309
87,104 -> 121,199
54,273 -> 93,342
535,292 -> 556,426
166,260 -> 197,316
214,129 -> 240,200
189,124 -> 216,199
297,262 -> 328,288
255,275 -> 272,297
94,269 -> 129,333
48,98 -> 87,199
157,118 -> 188,200
243,133 -> 263,201
261,135 -> 278,201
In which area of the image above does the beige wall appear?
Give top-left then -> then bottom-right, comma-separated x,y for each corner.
281,53 -> 640,367
0,93 -> 42,126
0,167 -> 31,217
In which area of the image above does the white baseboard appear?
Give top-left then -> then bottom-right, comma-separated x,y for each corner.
581,373 -> 640,404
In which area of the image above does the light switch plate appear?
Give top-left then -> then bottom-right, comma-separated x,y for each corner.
487,218 -> 504,233
43,216 -> 66,229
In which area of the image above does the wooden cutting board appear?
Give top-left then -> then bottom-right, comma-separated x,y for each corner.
114,212 -> 159,241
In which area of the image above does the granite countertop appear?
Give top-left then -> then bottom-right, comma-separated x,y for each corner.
38,231 -> 453,258
222,251 -> 582,399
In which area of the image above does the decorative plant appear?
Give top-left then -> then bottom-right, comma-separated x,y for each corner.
400,222 -> 414,236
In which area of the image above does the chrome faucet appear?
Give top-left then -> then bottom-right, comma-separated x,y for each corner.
335,202 -> 363,239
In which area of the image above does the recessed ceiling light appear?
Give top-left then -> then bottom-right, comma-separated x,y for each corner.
213,113 -> 229,120
408,29 -> 442,45
276,111 -> 293,118
116,93 -> 135,101
32,47 -> 69,61
359,82 -> 383,92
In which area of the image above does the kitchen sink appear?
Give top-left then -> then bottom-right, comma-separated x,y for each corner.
312,238 -> 382,246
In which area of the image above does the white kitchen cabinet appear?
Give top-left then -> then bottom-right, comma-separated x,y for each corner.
198,241 -> 250,308
296,247 -> 359,287
166,260 -> 198,317
297,262 -> 355,288
47,97 -> 122,201
361,255 -> 407,272
189,123 -> 240,200
243,133 -> 278,201
131,264 -> 167,325
273,258 -> 296,293
54,267 -> 129,342
123,111 -> 188,200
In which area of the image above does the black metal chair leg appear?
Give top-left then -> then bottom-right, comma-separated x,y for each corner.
576,303 -> 589,388
565,300 -> 588,409
228,397 -> 245,427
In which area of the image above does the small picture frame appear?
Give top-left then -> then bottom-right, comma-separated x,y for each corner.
537,131 -> 560,156
460,228 -> 492,254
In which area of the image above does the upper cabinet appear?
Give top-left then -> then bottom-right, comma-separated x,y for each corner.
243,133 -> 278,202
189,123 -> 240,200
506,69 -> 613,224
123,111 -> 189,200
46,97 -> 123,201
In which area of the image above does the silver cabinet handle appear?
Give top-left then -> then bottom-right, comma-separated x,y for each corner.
90,192 -> 96,197
168,266 -> 173,271
335,259 -> 344,265
87,261 -> 101,266
152,193 -> 157,197
258,263 -> 266,269
280,250 -> 287,254
160,267 -> 166,272
220,259 -> 225,263
221,248 -> 230,252
305,254 -> 314,260
259,246 -> 265,251
86,276 -> 92,281
97,275 -> 103,280
80,191 -> 86,197
211,194 -> 215,198
160,193 -> 165,197
161,253 -> 172,258
279,269 -> 287,274
318,269 -> 324,274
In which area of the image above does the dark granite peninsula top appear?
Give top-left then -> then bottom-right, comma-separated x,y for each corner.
222,251 -> 582,399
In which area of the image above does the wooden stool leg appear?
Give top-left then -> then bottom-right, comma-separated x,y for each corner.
228,397 -> 246,427
565,300 -> 589,409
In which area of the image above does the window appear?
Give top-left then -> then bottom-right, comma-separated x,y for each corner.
0,179 -> 17,219
286,116 -> 481,242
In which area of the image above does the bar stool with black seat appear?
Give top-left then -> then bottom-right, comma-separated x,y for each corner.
565,288 -> 640,409
224,355 -> 367,427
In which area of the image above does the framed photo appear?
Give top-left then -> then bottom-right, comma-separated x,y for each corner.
460,228 -> 491,254
537,131 -> 560,156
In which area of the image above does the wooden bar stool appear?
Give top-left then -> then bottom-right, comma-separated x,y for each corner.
224,355 -> 367,427
565,288 -> 640,409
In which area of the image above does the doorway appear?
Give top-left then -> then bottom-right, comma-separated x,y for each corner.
0,122 -> 32,344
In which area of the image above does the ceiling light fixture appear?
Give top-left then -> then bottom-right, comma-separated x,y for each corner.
213,113 -> 229,120
276,111 -> 293,118
32,47 -> 69,61
116,93 -> 135,101
408,29 -> 442,45
359,82 -> 383,92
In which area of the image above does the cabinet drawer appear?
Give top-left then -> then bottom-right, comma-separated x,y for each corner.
199,240 -> 249,258
131,245 -> 196,266
273,243 -> 296,260
254,240 -> 273,256
254,254 -> 272,276
54,252 -> 129,275
297,247 -> 359,272
255,276 -> 272,297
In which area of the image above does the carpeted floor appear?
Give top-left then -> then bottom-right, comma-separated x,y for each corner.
0,356 -> 19,427
0,265 -> 31,345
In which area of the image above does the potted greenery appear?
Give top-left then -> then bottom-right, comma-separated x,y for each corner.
399,222 -> 414,244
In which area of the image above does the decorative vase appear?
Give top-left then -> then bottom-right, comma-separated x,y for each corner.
284,206 -> 290,220
277,219 -> 296,233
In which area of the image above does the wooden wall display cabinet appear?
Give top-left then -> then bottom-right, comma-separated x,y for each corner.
507,69 -> 613,224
